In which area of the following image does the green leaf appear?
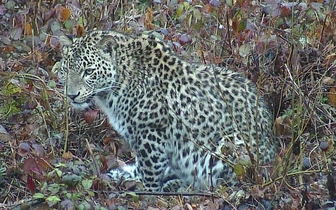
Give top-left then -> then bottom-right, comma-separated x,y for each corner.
176,4 -> 184,18
33,193 -> 45,199
88,190 -> 95,196
65,192 -> 72,199
46,195 -> 61,202
54,168 -> 62,177
125,192 -> 139,202
62,174 -> 81,187
81,179 -> 93,190
239,43 -> 251,57
3,82 -> 21,95
183,2 -> 190,9
226,0 -> 233,7
233,163 -> 245,176
78,17 -> 86,26
238,18 -> 247,33
46,195 -> 61,206
78,201 -> 90,210
6,0 -> 16,9
48,80 -> 56,88
54,163 -> 67,168
193,8 -> 202,20
193,21 -> 204,31
64,20 -> 73,30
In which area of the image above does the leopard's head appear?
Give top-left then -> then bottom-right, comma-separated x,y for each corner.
59,31 -> 119,108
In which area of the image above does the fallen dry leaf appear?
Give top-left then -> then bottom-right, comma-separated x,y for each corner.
0,124 -> 12,142
328,87 -> 336,106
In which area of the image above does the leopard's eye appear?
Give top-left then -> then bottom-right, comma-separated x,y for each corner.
84,68 -> 94,75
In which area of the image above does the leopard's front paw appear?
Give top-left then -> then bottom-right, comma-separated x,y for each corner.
108,165 -> 142,190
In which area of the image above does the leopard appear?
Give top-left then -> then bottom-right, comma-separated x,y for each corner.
58,30 -> 276,192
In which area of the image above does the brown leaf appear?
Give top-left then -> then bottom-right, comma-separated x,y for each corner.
36,157 -> 53,171
31,143 -> 44,156
57,6 -> 71,22
202,4 -> 215,13
75,25 -> 85,37
28,51 -> 43,62
328,87 -> 336,106
62,151 -> 73,160
145,7 -> 154,30
280,5 -> 291,16
100,155 -> 108,171
323,53 -> 336,66
232,18 -> 239,35
321,76 -> 335,85
274,116 -> 292,136
12,62 -> 24,71
250,185 -> 266,198
83,109 -> 99,124
25,23 -> 32,35
232,10 -> 247,35
0,45 -> 15,54
0,124 -> 12,142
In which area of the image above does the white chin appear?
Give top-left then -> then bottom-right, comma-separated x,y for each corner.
71,102 -> 90,109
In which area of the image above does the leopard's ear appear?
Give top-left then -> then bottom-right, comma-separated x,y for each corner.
97,35 -> 118,57
97,35 -> 117,50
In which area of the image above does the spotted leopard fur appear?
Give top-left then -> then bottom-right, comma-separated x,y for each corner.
59,30 -> 276,192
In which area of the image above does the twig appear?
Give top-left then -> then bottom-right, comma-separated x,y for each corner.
0,198 -> 44,210
101,190 -> 219,197
86,138 -> 101,177
112,11 -> 161,27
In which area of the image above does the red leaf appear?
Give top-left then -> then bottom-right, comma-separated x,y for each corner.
83,109 -> 99,124
23,158 -> 37,174
280,5 -> 291,16
23,158 -> 47,181
27,175 -> 35,193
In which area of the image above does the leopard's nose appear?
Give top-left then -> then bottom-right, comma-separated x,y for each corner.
67,92 -> 80,100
